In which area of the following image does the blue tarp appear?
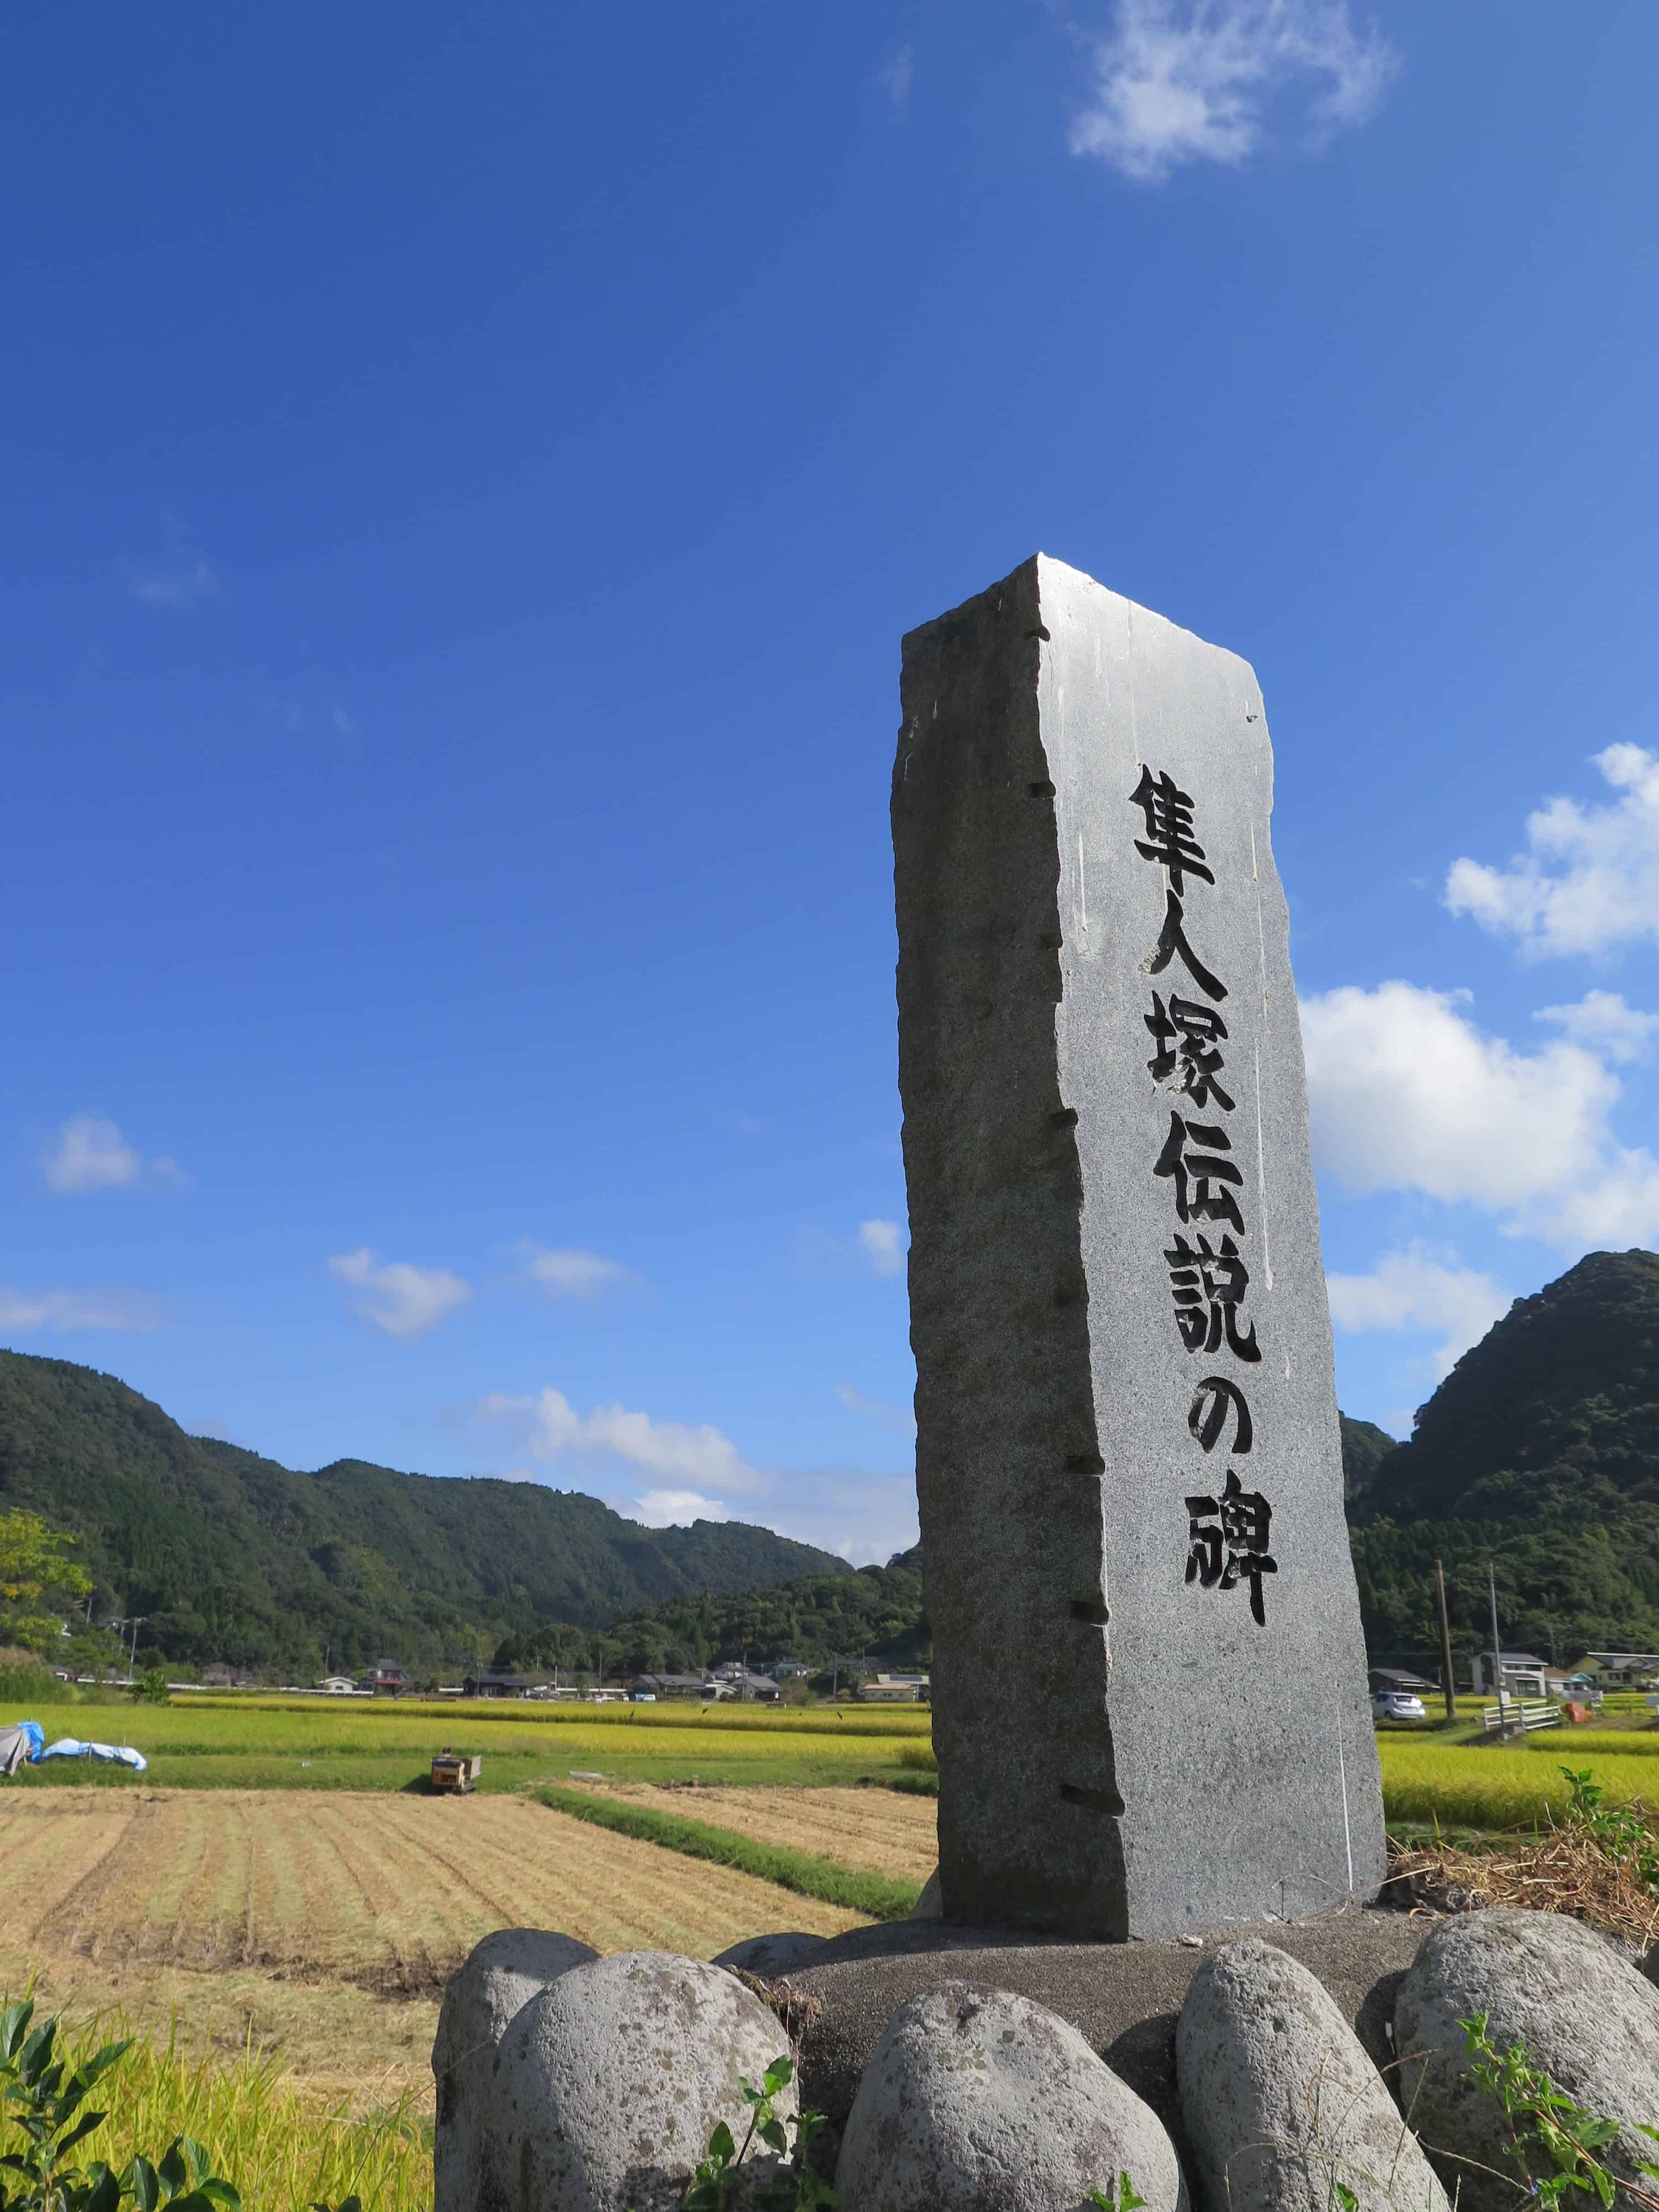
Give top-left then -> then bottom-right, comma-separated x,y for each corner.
34,1733 -> 148,1772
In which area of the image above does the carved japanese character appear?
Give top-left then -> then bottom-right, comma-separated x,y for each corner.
1145,992 -> 1235,1112
1130,766 -> 1213,897
1188,1375 -> 1254,1455
1185,1469 -> 1277,1626
1165,1233 -> 1261,1361
1148,889 -> 1227,1004
1155,1114 -> 1245,1235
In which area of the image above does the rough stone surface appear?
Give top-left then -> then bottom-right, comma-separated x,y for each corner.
1177,1937 -> 1447,2212
712,1931 -> 831,1976
788,1907 -> 1421,2162
432,1929 -> 597,2212
1396,1908 -> 1659,2212
488,1949 -> 796,2212
909,1869 -> 943,1919
835,1979 -> 1186,2212
894,554 -> 1383,1938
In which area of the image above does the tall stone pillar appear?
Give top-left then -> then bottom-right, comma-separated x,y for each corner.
894,554 -> 1384,1939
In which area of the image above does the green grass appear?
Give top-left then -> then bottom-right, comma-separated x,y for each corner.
9,1697 -> 931,1792
2,2008 -> 430,2212
533,1783 -> 920,1921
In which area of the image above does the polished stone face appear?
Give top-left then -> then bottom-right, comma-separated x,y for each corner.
893,554 -> 1384,1939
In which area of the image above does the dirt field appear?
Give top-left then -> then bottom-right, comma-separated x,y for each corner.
0,1787 -> 867,2107
591,1782 -> 939,1883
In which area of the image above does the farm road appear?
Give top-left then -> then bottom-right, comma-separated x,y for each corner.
1,1787 -> 868,2107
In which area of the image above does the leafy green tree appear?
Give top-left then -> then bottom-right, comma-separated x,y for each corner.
0,1510 -> 91,1656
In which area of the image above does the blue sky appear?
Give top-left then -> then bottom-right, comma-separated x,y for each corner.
6,1 -> 1658,1563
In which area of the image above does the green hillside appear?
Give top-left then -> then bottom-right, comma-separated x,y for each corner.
1351,1250 -> 1659,1662
0,1350 -> 849,1677
498,1544 -> 928,1677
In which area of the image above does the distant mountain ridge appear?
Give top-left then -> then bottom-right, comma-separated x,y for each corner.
0,1350 -> 849,1676
1351,1250 -> 1659,1661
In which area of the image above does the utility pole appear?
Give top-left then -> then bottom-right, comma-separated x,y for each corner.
1488,1562 -> 1506,1733
1434,1560 -> 1457,1724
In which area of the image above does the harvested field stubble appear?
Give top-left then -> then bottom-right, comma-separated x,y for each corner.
586,1782 -> 939,1884
0,1787 -> 866,2107
1388,1823 -> 1659,1952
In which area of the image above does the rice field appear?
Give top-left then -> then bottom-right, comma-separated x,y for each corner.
16,1698 -> 931,1791
1376,1735 -> 1659,1831
0,1786 -> 867,2111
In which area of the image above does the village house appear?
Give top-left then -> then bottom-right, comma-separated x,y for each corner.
856,1672 -> 931,1704
629,1672 -> 710,1701
316,1674 -> 358,1695
461,1671 -> 546,1699
357,1660 -> 408,1696
1571,1651 -> 1659,1690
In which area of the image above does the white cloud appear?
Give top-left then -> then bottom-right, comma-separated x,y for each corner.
619,1489 -> 733,1528
879,45 -> 914,109
1326,1246 -> 1509,1380
835,1381 -> 917,1437
328,1248 -> 472,1340
331,705 -> 359,738
858,1219 -> 906,1277
520,1244 -> 638,1304
41,1114 -> 180,1194
1300,979 -> 1659,1249
480,1386 -> 767,1496
0,1287 -> 164,1333
1536,990 -> 1659,1065
1068,0 -> 1395,183
124,523 -> 218,609
1446,744 -> 1659,959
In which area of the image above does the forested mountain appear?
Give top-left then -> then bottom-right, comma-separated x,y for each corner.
497,1545 -> 927,1678
0,1351 -> 848,1677
13,1249 -> 1659,1685
1339,1413 -> 1398,1501
1350,1250 -> 1659,1662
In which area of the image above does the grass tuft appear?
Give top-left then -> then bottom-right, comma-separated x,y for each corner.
3,2008 -> 431,2212
534,1783 -> 920,1922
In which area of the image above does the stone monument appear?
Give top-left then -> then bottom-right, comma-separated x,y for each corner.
893,553 -> 1384,1939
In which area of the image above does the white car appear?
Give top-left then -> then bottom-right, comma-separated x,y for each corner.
1372,1690 -> 1427,1723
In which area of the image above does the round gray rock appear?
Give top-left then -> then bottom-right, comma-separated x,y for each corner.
489,1949 -> 797,2212
433,1929 -> 597,2212
712,1931 -> 830,1976
834,1978 -> 1186,2212
1396,1908 -> 1659,2212
1177,1937 -> 1447,2212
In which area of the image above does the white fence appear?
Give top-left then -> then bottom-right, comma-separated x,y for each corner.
1481,1698 -> 1559,1734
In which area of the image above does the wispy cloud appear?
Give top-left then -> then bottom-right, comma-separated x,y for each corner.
480,1385 -> 767,1496
1447,745 -> 1659,959
836,1381 -> 917,1437
519,1244 -> 640,1305
1069,0 -> 1396,183
858,1219 -> 906,1277
0,1286 -> 165,1333
328,1248 -> 473,1340
1536,990 -> 1659,1065
124,522 -> 218,609
878,45 -> 914,111
1326,1246 -> 1509,1381
41,1114 -> 181,1195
